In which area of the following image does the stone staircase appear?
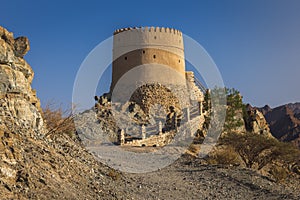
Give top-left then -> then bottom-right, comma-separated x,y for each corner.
194,77 -> 207,94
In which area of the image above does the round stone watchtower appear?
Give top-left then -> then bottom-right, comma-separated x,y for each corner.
110,27 -> 186,92
94,27 -> 206,147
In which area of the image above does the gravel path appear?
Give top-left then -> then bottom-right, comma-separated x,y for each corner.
111,155 -> 300,200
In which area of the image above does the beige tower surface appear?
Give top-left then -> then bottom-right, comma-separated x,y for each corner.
110,27 -> 186,92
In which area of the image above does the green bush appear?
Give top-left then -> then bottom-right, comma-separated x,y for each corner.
224,88 -> 245,132
219,132 -> 300,170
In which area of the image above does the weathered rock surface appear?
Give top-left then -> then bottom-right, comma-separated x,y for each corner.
259,103 -> 300,148
0,26 -> 124,199
220,103 -> 272,137
245,104 -> 273,137
0,26 -> 44,136
13,37 -> 30,58
0,130 -> 122,199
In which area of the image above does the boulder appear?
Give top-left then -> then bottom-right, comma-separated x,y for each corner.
14,36 -> 30,57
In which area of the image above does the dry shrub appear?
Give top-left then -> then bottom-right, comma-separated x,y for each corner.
207,146 -> 240,165
187,144 -> 201,156
217,132 -> 300,182
42,102 -> 75,138
219,132 -> 300,170
108,169 -> 121,181
269,165 -> 289,183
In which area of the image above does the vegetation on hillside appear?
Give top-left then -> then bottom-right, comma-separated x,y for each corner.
201,87 -> 246,134
219,132 -> 299,169
42,102 -> 76,139
201,88 -> 300,182
223,88 -> 245,133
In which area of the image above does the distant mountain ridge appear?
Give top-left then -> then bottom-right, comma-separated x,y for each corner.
258,103 -> 300,148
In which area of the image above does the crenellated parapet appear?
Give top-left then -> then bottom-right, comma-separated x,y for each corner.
112,26 -> 184,61
113,26 -> 182,36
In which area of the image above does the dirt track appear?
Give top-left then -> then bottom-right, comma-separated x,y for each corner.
109,155 -> 300,200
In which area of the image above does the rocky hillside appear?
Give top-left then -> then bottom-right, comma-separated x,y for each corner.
218,89 -> 272,138
259,103 -> 300,148
0,26 -> 121,199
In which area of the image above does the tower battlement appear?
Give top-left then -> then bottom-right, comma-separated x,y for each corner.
113,27 -> 182,36
113,26 -> 184,62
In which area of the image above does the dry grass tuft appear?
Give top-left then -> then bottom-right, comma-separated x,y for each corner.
207,146 -> 240,165
42,102 -> 76,138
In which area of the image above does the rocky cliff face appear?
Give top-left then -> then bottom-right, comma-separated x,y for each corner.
220,99 -> 272,137
0,26 -> 121,199
259,103 -> 300,148
244,104 -> 272,137
0,26 -> 45,136
0,26 -> 110,199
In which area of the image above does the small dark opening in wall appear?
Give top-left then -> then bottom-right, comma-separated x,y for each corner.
154,36 -> 157,39
142,50 -> 145,54
153,55 -> 156,59
153,144 -> 157,147
141,144 -> 146,147
179,60 -> 180,63
125,56 -> 127,60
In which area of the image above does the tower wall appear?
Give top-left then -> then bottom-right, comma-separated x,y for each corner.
111,27 -> 185,92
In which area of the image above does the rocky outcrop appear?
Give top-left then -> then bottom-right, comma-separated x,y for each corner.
0,26 -> 122,199
244,104 -> 272,137
259,103 -> 300,148
216,100 -> 272,137
129,83 -> 185,115
259,105 -> 272,115
0,26 -> 45,136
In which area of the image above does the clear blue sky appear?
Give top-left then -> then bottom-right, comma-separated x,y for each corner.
1,0 -> 300,108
